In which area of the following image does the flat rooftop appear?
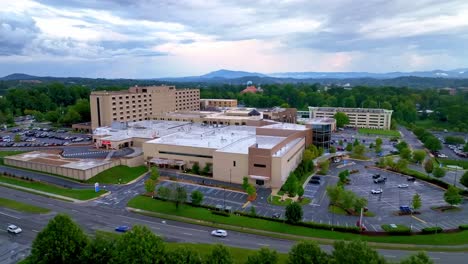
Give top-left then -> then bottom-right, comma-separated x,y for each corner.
5,151 -> 112,170
261,123 -> 308,131
217,135 -> 287,154
304,117 -> 336,125
309,107 -> 392,114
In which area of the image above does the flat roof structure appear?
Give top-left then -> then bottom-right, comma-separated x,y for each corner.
261,123 -> 308,131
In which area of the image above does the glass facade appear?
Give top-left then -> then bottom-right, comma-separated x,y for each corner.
312,123 -> 331,149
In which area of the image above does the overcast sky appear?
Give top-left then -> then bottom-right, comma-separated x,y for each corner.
1,0 -> 468,78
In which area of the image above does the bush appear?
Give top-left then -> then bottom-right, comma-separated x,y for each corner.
458,224 -> 468,230
421,227 -> 443,234
381,224 -> 411,235
212,211 -> 230,217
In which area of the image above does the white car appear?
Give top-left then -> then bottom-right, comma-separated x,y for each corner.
398,184 -> 409,188
211,229 -> 228,237
371,189 -> 383,194
7,225 -> 22,234
438,154 -> 448,158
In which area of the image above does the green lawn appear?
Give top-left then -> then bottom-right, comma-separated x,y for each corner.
0,151 -> 27,165
128,196 -> 468,245
0,175 -> 107,200
0,197 -> 50,214
268,196 -> 311,206
414,120 -> 454,131
436,159 -> 468,169
328,205 -> 375,217
358,128 -> 400,137
86,165 -> 147,184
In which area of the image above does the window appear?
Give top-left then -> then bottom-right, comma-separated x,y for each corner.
256,180 -> 264,186
253,164 -> 266,168
233,161 -> 236,167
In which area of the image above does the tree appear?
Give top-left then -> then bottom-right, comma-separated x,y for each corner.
375,144 -> 382,154
303,149 -> 314,163
157,186 -> 171,201
353,144 -> 366,157
432,167 -> 446,178
377,157 -> 386,168
326,185 -> 343,205
297,186 -> 305,200
424,137 -> 442,152
340,190 -> 356,211
190,190 -> 204,206
464,143 -> 468,152
332,240 -> 386,264
354,197 -> 368,212
334,112 -> 350,128
413,150 -> 426,163
14,134 -> 21,142
460,171 -> 468,187
112,225 -> 165,264
369,142 -> 374,149
191,162 -> 200,174
444,185 -> 462,207
396,158 -> 409,171
288,241 -> 328,264
400,252 -> 434,264
242,176 -> 249,190
338,170 -> 349,183
284,172 -> 299,196
399,148 -> 412,160
444,136 -> 465,145
329,146 -> 336,153
285,202 -> 303,224
206,244 -> 233,264
246,247 -> 278,264
144,179 -> 156,196
246,184 -> 256,198
318,160 -> 330,175
424,159 -> 434,175
338,139 -> 343,146
353,138 -> 360,147
395,141 -> 409,152
412,193 -> 422,211
165,246 -> 202,264
172,184 -> 187,209
250,205 -> 256,216
80,234 -> 115,263
60,108 -> 81,126
375,137 -> 383,147
202,163 -> 212,175
345,143 -> 353,152
28,214 -> 89,264
150,166 -> 160,182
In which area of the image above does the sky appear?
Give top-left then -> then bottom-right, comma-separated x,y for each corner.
1,0 -> 468,78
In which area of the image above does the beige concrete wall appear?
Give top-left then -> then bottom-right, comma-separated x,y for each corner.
143,143 -> 215,169
4,157 -> 120,181
212,151 -> 249,185
120,155 -> 145,167
271,138 -> 305,188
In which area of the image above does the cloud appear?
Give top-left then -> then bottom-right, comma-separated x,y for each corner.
0,13 -> 40,55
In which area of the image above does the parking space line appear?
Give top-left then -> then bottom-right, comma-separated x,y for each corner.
411,215 -> 427,224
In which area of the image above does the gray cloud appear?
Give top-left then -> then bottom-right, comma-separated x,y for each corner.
0,13 -> 40,55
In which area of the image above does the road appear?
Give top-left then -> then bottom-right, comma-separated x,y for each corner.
1,186 -> 467,264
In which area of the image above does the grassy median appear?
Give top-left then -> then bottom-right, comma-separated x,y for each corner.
0,197 -> 50,213
128,195 -> 468,246
0,151 -> 27,165
86,165 -> 147,184
358,128 -> 400,137
0,175 -> 107,200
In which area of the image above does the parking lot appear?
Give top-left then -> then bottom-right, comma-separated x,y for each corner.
432,131 -> 467,160
0,127 -> 91,148
331,128 -> 398,157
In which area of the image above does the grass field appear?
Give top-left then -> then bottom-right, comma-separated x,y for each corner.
86,165 -> 147,184
0,197 -> 50,213
414,120 -> 453,131
128,196 -> 468,245
268,196 -> 311,206
0,151 -> 27,165
436,159 -> 468,169
358,128 -> 400,137
0,175 -> 107,200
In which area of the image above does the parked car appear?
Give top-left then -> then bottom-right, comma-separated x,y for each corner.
115,225 -> 130,233
372,174 -> 381,179
397,184 -> 409,188
309,179 -> 320,184
311,176 -> 321,180
407,177 -> 416,182
371,189 -> 383,194
272,212 -> 281,219
7,224 -> 22,234
373,177 -> 387,184
211,229 -> 228,237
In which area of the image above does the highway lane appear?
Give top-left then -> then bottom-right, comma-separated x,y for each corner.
1,186 -> 467,263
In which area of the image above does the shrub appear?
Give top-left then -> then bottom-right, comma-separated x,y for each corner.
421,227 -> 443,234
381,224 -> 411,235
458,224 -> 468,230
212,211 -> 230,217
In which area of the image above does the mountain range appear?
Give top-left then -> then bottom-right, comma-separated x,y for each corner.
2,68 -> 468,88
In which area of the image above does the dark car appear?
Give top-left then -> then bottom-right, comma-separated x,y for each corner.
373,177 -> 387,184
372,174 -> 381,179
115,225 -> 131,233
309,179 -> 320,184
407,177 -> 416,182
272,212 -> 281,219
311,176 -> 321,180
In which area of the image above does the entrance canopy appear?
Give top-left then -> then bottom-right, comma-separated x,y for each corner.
249,175 -> 270,180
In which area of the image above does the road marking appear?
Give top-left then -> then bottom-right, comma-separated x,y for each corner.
384,255 -> 396,258
257,243 -> 269,247
411,215 -> 427,224
183,232 -> 192,236
0,211 -> 20,219
32,229 -> 39,233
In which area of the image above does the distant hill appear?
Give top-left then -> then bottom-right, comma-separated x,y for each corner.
1,73 -> 40,80
199,69 -> 267,79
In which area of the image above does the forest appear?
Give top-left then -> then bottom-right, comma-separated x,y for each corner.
0,81 -> 467,131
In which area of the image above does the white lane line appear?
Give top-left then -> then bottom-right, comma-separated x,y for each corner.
183,232 -> 192,236
0,211 -> 20,219
32,229 -> 39,233
257,243 -> 269,247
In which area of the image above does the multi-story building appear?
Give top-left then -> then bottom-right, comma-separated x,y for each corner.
90,85 -> 199,129
309,107 -> 392,129
200,99 -> 237,110
262,107 -> 297,124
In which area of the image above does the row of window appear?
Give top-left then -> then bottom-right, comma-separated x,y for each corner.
112,94 -> 148,100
